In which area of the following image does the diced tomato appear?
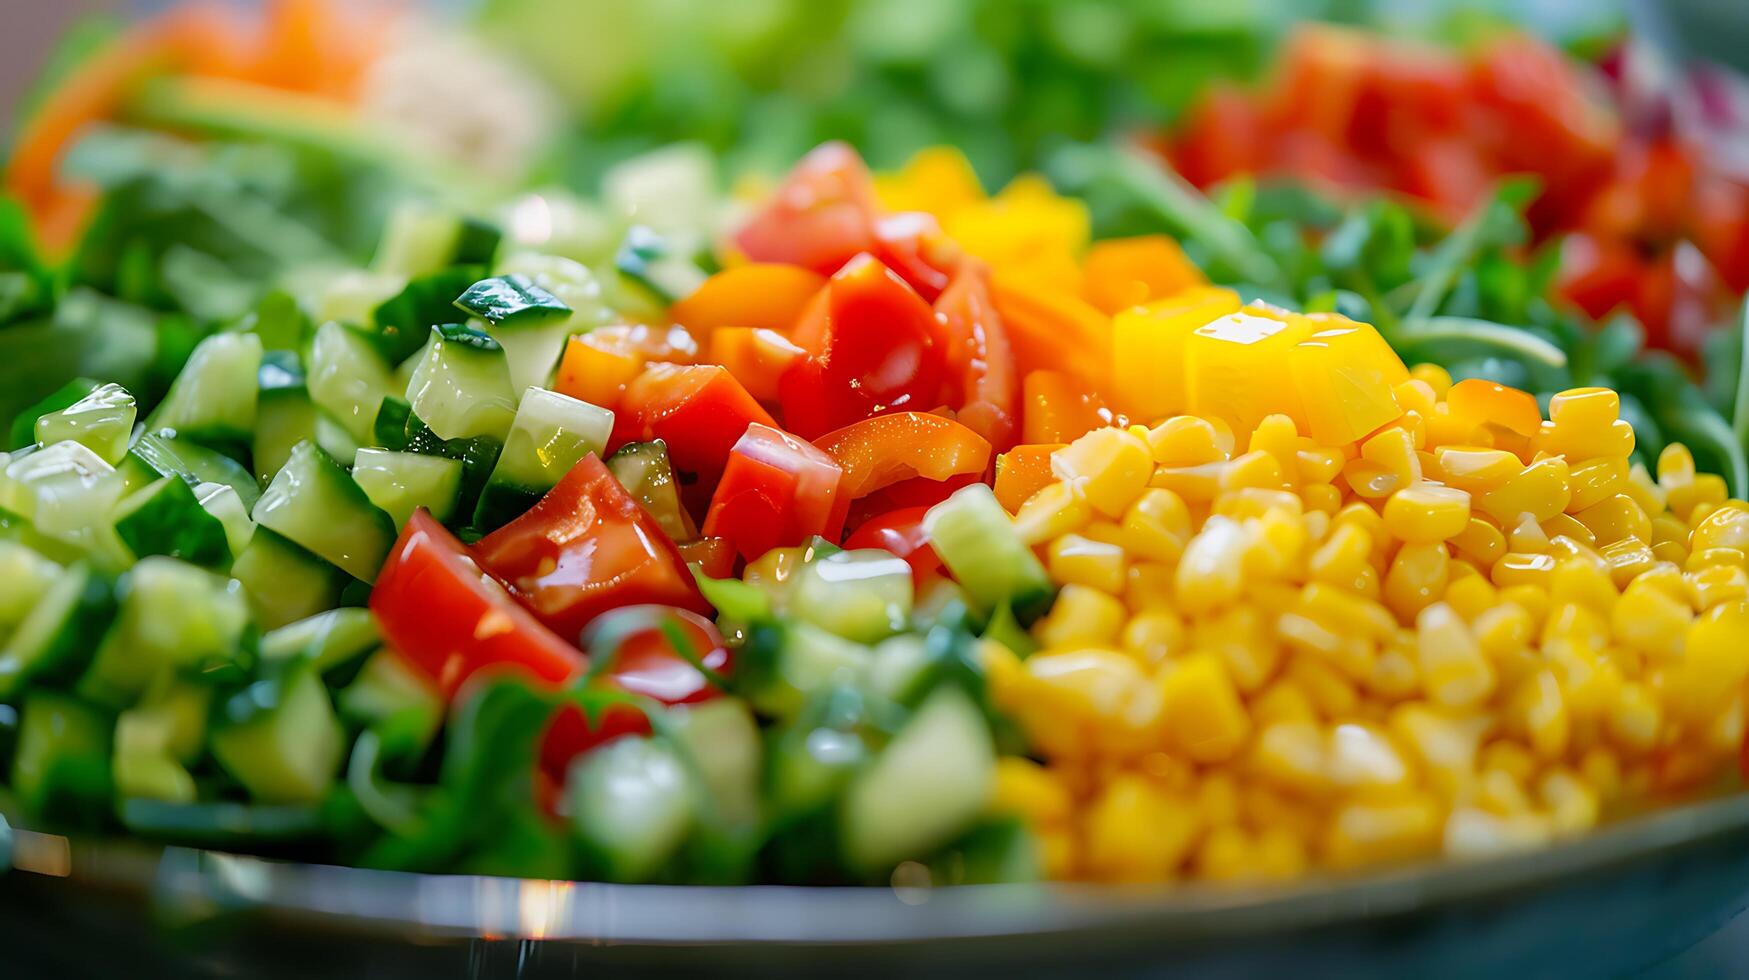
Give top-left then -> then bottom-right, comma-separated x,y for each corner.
733,141 -> 881,278
703,422 -> 848,561
539,607 -> 730,779
844,506 -> 942,586
812,412 -> 991,499
676,535 -> 736,581
670,263 -> 826,336
1168,84 -> 1267,188
778,254 -> 946,438
473,455 -> 710,641
869,211 -> 959,301
370,509 -> 583,697
612,364 -> 775,480
708,327 -> 805,403
933,264 -> 1019,452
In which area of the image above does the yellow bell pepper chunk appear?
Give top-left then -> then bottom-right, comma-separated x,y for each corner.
1111,287 -> 1240,424
1288,321 -> 1407,446
1183,307 -> 1314,434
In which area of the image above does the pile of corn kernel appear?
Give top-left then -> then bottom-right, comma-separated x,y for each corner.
983,314 -> 1749,884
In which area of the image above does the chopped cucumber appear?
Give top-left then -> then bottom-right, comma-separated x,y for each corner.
602,143 -> 719,246
922,484 -> 1053,616
476,387 -> 612,527
2,439 -> 125,538
770,723 -> 866,819
788,549 -> 914,644
79,557 -> 250,707
741,622 -> 873,719
568,736 -> 697,883
606,440 -> 694,541
113,476 -> 231,567
113,681 -> 211,803
253,441 -> 395,582
211,667 -> 344,805
491,318 -> 575,394
338,649 -> 441,741
260,607 -> 379,674
313,268 -> 406,327
863,634 -> 934,705
34,382 -> 135,464
352,448 -> 463,528
615,225 -> 708,308
840,686 -> 995,873
373,202 -> 463,278
404,323 -> 518,442
495,252 -> 612,324
194,481 -> 256,557
145,332 -> 263,443
0,562 -> 115,700
0,540 -> 60,629
313,410 -> 363,461
9,378 -> 98,452
307,321 -> 395,446
13,691 -> 113,825
668,699 -> 762,827
373,395 -> 412,450
454,274 -> 571,328
128,431 -> 261,511
372,266 -> 488,364
230,528 -> 344,630
254,386 -> 318,486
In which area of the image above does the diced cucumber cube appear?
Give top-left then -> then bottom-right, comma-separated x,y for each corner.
404,323 -> 518,443
9,378 -> 99,452
128,432 -> 261,511
668,699 -> 762,828
744,622 -> 872,719
260,607 -> 379,674
2,440 -> 125,537
567,736 -> 697,882
35,382 -> 136,463
114,681 -> 211,803
313,268 -> 406,327
352,448 -> 463,528
113,752 -> 197,804
788,549 -> 914,644
254,386 -> 319,485
840,687 -> 995,873
338,649 -> 441,740
230,528 -> 344,630
769,724 -> 865,818
605,441 -> 693,541
145,332 -> 264,442
194,481 -> 256,557
454,274 -> 571,328
79,557 -> 250,707
475,387 -> 612,526
253,441 -> 396,582
602,143 -> 719,245
495,252 -> 612,325
313,410 -> 364,461
211,668 -> 345,804
0,540 -> 61,629
113,476 -> 232,567
308,320 -> 395,445
374,202 -> 462,278
0,562 -> 115,700
922,483 -> 1053,616
615,225 -> 708,308
13,691 -> 113,824
490,318 -> 576,393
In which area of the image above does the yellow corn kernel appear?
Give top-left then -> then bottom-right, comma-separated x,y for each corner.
1252,826 -> 1312,880
1220,450 -> 1287,492
1666,602 -> 1749,726
1384,542 -> 1450,620
1451,515 -> 1507,567
1125,561 -> 1178,612
1443,574 -> 1499,620
1573,494 -> 1652,547
1633,560 -> 1688,598
1248,413 -> 1300,470
1652,540 -> 1689,567
1194,770 -> 1243,827
1477,457 -> 1572,525
1361,426 -> 1422,487
1052,427 -> 1154,518
1082,773 -> 1199,882
1435,447 -> 1522,492
1491,551 -> 1555,590
1501,584 -> 1550,631
1410,363 -> 1453,397
1080,519 -> 1127,549
1175,515 -> 1248,614
1626,460 -> 1668,516
1543,513 -> 1597,547
1689,547 -> 1749,572
1692,502 -> 1749,557
1303,482 -> 1343,515
1149,461 -> 1226,502
1473,600 -> 1533,663
1607,681 -> 1662,754
1669,473 -> 1729,523
1565,456 -> 1629,513
1159,653 -> 1252,762
1418,602 -> 1497,708
1289,323 -> 1406,445
1250,719 -> 1329,793
1480,740 -> 1538,784
1508,514 -> 1550,553
1122,609 -> 1185,665
1295,442 -> 1345,485
1383,484 -> 1471,544
1278,611 -> 1374,681
1252,680 -> 1320,727
1366,637 -> 1422,701
1120,487 -> 1191,564
1444,807 -> 1555,858
1191,604 -> 1279,692
1393,379 -> 1438,418
1599,538 -> 1655,589
1287,655 -> 1361,718
1299,582 -> 1397,639
1309,522 -> 1374,585
990,757 -> 1074,826
1036,584 -> 1128,649
1509,669 -> 1570,760
1323,794 -> 1442,869
1688,563 -> 1749,611
1579,747 -> 1623,803
1018,649 -> 1162,759
1146,415 -> 1231,466
1014,481 -> 1092,546
1658,443 -> 1696,487
1048,533 -> 1128,594
1216,487 -> 1303,522
1549,557 -> 1616,613
1539,768 -> 1601,837
1611,580 -> 1690,659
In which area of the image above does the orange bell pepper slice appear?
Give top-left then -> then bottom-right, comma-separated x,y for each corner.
670,263 -> 827,337
994,443 -> 1066,512
707,327 -> 805,403
1446,378 -> 1543,437
1022,370 -> 1124,445
812,412 -> 992,499
989,269 -> 1112,392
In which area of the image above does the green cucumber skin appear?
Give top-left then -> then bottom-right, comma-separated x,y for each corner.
253,386 -> 319,486
252,441 -> 395,583
114,476 -> 232,567
13,691 -> 114,827
230,527 -> 345,631
0,563 -> 116,701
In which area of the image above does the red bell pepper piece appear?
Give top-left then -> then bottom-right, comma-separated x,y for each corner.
703,422 -> 848,561
370,509 -> 584,698
843,505 -> 943,587
612,363 -> 776,480
734,141 -> 882,279
778,253 -> 946,438
473,455 -> 711,642
812,411 -> 991,499
933,263 -> 1019,452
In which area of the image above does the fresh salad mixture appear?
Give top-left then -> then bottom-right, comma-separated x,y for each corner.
1,1 -> 1749,889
